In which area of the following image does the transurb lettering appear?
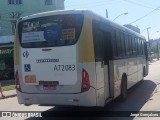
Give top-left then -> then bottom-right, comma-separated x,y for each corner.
0,49 -> 13,55
36,59 -> 59,63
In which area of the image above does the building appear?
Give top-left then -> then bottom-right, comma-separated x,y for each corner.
0,0 -> 65,36
0,43 -> 14,80
0,0 -> 65,80
149,39 -> 160,60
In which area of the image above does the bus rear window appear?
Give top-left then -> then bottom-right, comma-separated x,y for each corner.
18,14 -> 84,48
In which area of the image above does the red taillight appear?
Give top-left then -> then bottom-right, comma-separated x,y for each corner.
15,70 -> 21,91
81,69 -> 90,92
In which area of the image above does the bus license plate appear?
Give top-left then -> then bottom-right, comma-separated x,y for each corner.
41,81 -> 59,90
43,84 -> 57,90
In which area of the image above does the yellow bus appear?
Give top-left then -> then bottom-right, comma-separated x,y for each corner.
14,10 -> 148,107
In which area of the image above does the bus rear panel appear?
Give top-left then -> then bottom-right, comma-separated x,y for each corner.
15,11 -> 97,106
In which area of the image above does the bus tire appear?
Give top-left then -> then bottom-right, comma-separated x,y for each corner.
24,104 -> 31,106
143,67 -> 146,77
120,74 -> 127,101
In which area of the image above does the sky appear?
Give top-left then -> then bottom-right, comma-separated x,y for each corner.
65,0 -> 160,40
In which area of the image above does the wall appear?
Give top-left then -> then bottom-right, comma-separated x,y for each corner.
0,0 -> 65,36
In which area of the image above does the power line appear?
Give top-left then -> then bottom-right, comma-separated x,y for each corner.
67,2 -> 122,10
134,0 -> 156,7
65,0 -> 119,8
66,0 -> 110,7
123,0 -> 155,9
128,6 -> 160,24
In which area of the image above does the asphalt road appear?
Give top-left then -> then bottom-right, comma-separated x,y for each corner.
0,60 -> 160,120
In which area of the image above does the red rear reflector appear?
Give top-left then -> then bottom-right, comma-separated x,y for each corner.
81,69 -> 90,93
83,71 -> 86,78
15,70 -> 21,91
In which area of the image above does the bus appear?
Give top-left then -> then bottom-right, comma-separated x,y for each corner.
14,10 -> 149,107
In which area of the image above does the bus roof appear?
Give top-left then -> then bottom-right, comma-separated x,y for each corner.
88,10 -> 145,39
19,9 -> 145,40
20,9 -> 87,20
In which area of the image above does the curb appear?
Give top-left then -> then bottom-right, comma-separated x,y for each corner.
147,84 -> 160,101
153,85 -> 160,94
0,94 -> 17,100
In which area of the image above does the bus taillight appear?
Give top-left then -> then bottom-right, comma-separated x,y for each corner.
15,70 -> 21,91
81,69 -> 90,92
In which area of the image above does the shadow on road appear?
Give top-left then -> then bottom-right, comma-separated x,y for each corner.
105,79 -> 156,111
26,79 -> 156,120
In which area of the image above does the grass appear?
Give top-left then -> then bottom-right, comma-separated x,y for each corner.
1,85 -> 16,91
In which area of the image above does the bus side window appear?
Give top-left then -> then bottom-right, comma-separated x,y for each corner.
137,38 -> 141,56
128,35 -> 132,56
134,37 -> 138,56
92,24 -> 104,62
125,35 -> 130,57
120,32 -> 125,57
116,30 -> 122,57
135,37 -> 139,56
132,36 -> 135,56
103,30 -> 112,64
92,21 -> 112,63
140,39 -> 143,55
142,40 -> 145,55
112,30 -> 118,58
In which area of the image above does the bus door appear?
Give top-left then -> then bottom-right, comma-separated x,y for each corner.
101,27 -> 112,101
93,21 -> 111,103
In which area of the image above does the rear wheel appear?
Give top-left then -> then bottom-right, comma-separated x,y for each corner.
142,67 -> 146,81
24,104 -> 31,106
120,75 -> 127,101
143,67 -> 146,77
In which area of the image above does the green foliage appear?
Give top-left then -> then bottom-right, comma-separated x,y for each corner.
1,85 -> 15,91
150,44 -> 160,53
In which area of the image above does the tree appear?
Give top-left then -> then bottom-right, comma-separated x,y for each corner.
9,12 -> 23,34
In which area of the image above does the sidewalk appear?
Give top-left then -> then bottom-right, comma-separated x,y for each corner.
0,79 -> 16,99
134,85 -> 160,120
0,89 -> 16,100
140,84 -> 160,111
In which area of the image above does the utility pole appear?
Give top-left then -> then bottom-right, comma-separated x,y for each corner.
106,9 -> 108,18
147,27 -> 150,42
147,27 -> 151,61
157,39 -> 159,60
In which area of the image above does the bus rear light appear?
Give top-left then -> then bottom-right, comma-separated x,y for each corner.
15,70 -> 21,91
81,69 -> 90,92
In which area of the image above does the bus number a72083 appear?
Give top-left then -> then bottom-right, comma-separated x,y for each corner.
54,64 -> 75,71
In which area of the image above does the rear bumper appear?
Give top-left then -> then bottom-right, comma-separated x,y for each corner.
16,88 -> 97,107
